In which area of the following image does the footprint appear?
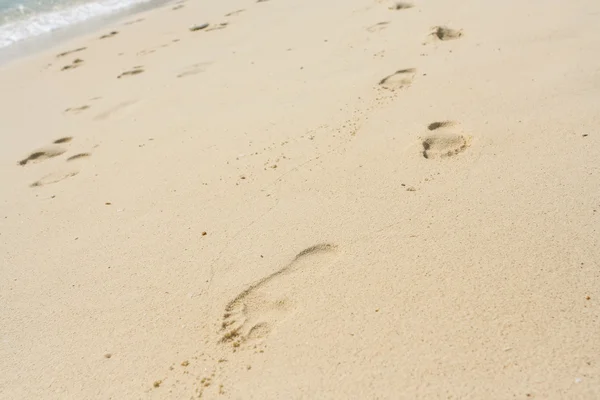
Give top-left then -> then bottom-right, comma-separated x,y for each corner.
137,48 -> 156,56
389,2 -> 413,10
53,137 -> 73,144
205,22 -> 228,32
94,100 -> 138,120
427,121 -> 455,131
189,23 -> 209,32
225,9 -> 245,16
56,47 -> 86,58
61,58 -> 84,71
30,169 -> 79,187
428,26 -> 463,42
378,68 -> 416,91
18,146 -> 66,166
367,21 -> 389,33
421,121 -> 471,159
124,18 -> 144,26
66,153 -> 90,162
220,244 -> 338,348
177,62 -> 212,78
99,31 -> 118,39
117,66 -> 144,78
64,105 -> 90,114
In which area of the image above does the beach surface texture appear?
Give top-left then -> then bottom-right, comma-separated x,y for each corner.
1,0 -> 599,398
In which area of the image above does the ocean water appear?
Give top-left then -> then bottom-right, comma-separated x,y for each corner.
0,0 -> 156,49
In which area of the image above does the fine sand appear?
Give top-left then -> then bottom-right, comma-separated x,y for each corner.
1,0 -> 599,398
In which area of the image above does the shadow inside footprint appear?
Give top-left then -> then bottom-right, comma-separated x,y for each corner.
390,2 -> 413,10
429,26 -> 463,41
220,243 -> 338,348
19,146 -> 66,166
189,23 -> 209,32
118,67 -> 144,78
225,9 -> 245,16
428,121 -> 455,131
53,137 -> 73,144
61,58 -> 84,71
66,153 -> 90,162
65,105 -> 90,114
367,21 -> 389,33
205,22 -> 228,32
56,47 -> 86,58
99,31 -> 118,39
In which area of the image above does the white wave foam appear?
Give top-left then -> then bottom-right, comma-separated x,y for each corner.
0,0 -> 152,48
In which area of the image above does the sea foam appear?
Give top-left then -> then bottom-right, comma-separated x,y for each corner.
0,0 -> 152,48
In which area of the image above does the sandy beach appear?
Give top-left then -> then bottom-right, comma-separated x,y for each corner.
1,0 -> 599,398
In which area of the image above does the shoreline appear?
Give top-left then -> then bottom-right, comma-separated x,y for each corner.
0,0 -> 172,67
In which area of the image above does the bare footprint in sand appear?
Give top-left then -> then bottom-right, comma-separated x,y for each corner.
53,136 -> 73,144
56,47 -> 86,58
378,68 -> 416,90
220,244 -> 338,348
18,146 -> 67,166
205,22 -> 229,32
66,153 -> 91,162
189,23 -> 209,32
117,66 -> 144,78
177,62 -> 212,78
99,31 -> 118,39
421,121 -> 471,159
225,9 -> 245,16
389,2 -> 413,10
61,58 -> 84,71
427,121 -> 455,131
427,26 -> 463,42
367,21 -> 389,33
94,100 -> 138,120
30,169 -> 79,187
64,105 -> 90,114
124,18 -> 144,26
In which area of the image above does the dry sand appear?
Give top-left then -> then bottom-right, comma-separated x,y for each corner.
1,0 -> 599,398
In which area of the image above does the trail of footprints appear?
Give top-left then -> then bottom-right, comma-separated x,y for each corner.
18,136 -> 92,187
33,0 -> 242,187
371,3 -> 468,159
42,0 -> 471,394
